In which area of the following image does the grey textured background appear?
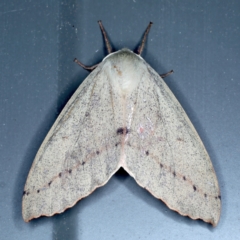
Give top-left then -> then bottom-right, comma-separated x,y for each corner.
0,0 -> 239,239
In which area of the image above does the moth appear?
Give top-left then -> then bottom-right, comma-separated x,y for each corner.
22,21 -> 221,226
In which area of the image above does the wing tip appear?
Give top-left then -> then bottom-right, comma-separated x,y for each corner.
123,166 -> 221,227
22,165 -> 122,222
149,188 -> 220,226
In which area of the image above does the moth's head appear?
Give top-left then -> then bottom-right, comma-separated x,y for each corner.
103,48 -> 143,62
101,48 -> 147,96
74,21 -> 152,72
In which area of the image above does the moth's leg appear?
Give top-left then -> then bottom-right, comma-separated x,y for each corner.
98,20 -> 112,54
73,58 -> 99,71
137,22 -> 153,55
160,70 -> 174,78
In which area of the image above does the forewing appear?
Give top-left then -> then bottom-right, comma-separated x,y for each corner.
124,64 -> 221,226
22,65 -> 121,222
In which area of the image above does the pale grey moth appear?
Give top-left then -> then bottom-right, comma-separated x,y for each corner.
22,21 -> 221,226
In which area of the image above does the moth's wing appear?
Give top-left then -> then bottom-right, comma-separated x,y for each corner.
124,65 -> 221,226
22,64 -> 121,222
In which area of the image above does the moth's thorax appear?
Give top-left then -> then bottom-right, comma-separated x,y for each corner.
103,48 -> 147,96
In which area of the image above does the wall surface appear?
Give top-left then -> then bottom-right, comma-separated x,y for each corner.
0,0 -> 239,239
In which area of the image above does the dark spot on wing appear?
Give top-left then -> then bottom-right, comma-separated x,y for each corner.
204,193 -> 207,198
218,195 -> 221,200
117,128 -> 124,134
117,127 -> 129,135
177,137 -> 184,141
115,143 -> 118,147
96,151 -> 100,155
173,171 -> 176,177
69,169 -> 72,174
85,112 -> 90,117
59,172 -> 62,177
145,151 -> 149,156
23,191 -> 26,196
26,192 -> 29,196
82,161 -> 85,165
37,190 -> 40,193
183,176 -> 186,181
193,185 -> 197,191
48,181 -> 52,186
160,163 -> 163,168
